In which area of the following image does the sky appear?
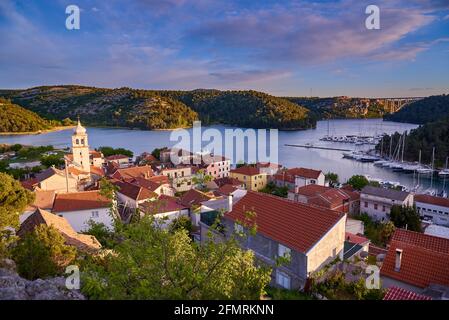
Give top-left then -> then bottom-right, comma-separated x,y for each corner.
0,0 -> 448,97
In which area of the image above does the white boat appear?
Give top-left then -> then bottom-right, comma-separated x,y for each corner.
417,167 -> 433,175
439,169 -> 449,177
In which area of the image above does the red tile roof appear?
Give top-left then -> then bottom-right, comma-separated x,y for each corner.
114,180 -> 158,201
415,194 -> 449,208
180,189 -> 214,207
380,229 -> 449,288
214,177 -> 243,187
18,208 -> 101,253
230,166 -> 261,176
217,184 -> 238,196
274,167 -> 322,183
345,232 -> 369,245
295,185 -> 359,211
53,191 -> 111,212
21,177 -> 39,190
139,195 -> 187,214
256,162 -> 281,169
90,166 -> 105,177
25,190 -> 55,211
89,150 -> 103,158
225,191 -> 345,253
106,154 -> 129,161
111,165 -> 154,180
128,176 -> 170,192
383,287 -> 431,300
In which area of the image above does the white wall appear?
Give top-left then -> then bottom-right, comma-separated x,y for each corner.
416,201 -> 449,226
54,207 -> 113,232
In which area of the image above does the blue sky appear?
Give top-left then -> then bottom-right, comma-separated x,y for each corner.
0,0 -> 448,97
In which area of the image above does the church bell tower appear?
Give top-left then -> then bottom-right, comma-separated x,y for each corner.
71,119 -> 91,173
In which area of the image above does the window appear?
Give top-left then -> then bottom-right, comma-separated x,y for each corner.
91,211 -> 99,218
310,180 -> 316,184
382,205 -> 386,212
276,270 -> 291,289
374,204 -> 378,210
81,139 -> 85,145
76,139 -> 79,144
278,244 -> 291,259
364,202 -> 368,208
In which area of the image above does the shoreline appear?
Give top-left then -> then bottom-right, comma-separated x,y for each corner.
0,126 -> 75,136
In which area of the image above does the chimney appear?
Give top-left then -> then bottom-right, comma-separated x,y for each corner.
228,195 -> 233,212
394,249 -> 403,271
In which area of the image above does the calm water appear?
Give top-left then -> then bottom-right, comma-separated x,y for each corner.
1,119 -> 447,194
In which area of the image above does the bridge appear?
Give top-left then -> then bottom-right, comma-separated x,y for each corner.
376,97 -> 424,113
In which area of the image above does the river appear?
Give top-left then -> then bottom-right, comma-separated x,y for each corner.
1,118 -> 447,194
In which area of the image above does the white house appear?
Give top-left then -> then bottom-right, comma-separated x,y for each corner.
415,194 -> 449,227
52,190 -> 113,232
360,186 -> 414,222
273,167 -> 325,190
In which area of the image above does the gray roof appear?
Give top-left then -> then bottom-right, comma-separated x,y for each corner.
35,167 -> 63,182
361,185 -> 410,201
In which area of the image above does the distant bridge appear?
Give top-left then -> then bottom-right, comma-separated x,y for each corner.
376,97 -> 424,113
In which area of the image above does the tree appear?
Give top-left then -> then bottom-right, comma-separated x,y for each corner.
192,169 -> 212,190
151,147 -> 165,160
0,173 -> 35,257
13,224 -> 77,280
97,146 -> 133,158
169,216 -> 193,233
81,216 -> 271,299
83,221 -> 116,248
41,154 -> 64,168
325,172 -> 339,186
389,205 -> 422,232
347,175 -> 369,191
380,221 -> 396,245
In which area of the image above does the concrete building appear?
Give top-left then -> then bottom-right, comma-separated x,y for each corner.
139,195 -> 189,229
200,191 -> 346,290
415,194 -> 449,227
197,155 -> 231,179
230,166 -> 267,191
114,180 -> 158,209
105,154 -> 130,168
360,186 -> 414,222
160,166 -> 193,192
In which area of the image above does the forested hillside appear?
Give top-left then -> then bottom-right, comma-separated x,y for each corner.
2,86 -> 314,130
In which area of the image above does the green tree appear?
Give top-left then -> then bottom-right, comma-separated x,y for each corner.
347,175 -> 369,191
389,205 -> 422,232
192,169 -> 213,190
0,173 -> 35,257
41,154 -> 64,168
81,216 -> 271,299
380,221 -> 396,245
83,221 -> 116,248
325,172 -> 339,186
97,146 -> 133,158
151,147 -> 165,160
13,224 -> 77,280
169,216 -> 193,233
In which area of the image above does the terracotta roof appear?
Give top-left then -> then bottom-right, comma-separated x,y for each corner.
383,287 -> 431,300
216,184 -> 238,196
415,194 -> 449,208
18,208 -> 101,253
295,185 -> 359,210
256,162 -> 281,169
68,166 -> 89,176
274,167 -> 322,183
214,177 -> 243,187
225,191 -> 345,253
345,232 -> 369,245
90,166 -> 105,177
368,244 -> 388,257
139,195 -> 187,214
180,189 -> 214,207
53,191 -> 111,212
361,186 -> 410,201
89,150 -> 103,158
111,165 -> 154,180
128,176 -> 169,192
25,190 -> 55,212
106,154 -> 129,161
380,229 -> 449,288
230,166 -> 261,176
21,177 -> 39,190
114,180 -> 157,201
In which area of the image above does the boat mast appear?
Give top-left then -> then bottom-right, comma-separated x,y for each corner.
401,132 -> 406,163
418,150 -> 421,187
389,135 -> 393,159
430,147 -> 435,190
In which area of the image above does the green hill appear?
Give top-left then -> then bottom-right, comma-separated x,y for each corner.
384,95 -> 449,124
2,85 -> 314,130
0,98 -> 59,133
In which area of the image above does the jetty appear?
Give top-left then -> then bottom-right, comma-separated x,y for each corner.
285,144 -> 352,152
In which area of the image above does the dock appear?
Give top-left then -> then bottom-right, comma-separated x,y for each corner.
285,144 -> 352,152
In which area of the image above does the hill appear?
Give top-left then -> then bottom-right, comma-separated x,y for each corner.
0,98 -> 62,133
383,95 -> 449,124
285,96 -> 389,119
376,117 -> 449,167
3,86 -> 314,130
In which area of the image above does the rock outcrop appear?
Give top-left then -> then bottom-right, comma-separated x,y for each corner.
0,259 -> 85,300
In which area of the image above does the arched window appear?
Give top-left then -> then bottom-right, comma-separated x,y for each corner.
76,139 -> 79,145
81,139 -> 85,145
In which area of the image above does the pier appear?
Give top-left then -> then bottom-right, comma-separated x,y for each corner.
285,144 -> 352,152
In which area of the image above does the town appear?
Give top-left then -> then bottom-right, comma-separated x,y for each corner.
1,120 -> 448,301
